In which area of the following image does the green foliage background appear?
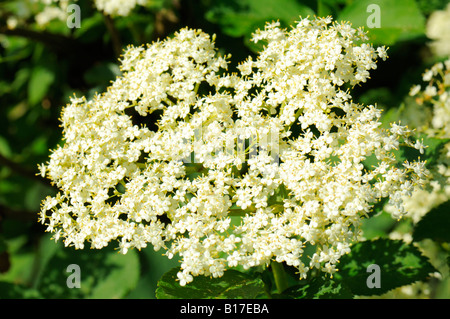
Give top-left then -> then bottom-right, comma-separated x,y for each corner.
0,0 -> 449,299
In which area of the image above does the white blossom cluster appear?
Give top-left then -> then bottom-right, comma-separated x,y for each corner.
34,0 -> 71,26
39,17 -> 428,286
31,0 -> 149,26
426,3 -> 450,57
4,0 -> 71,28
409,58 -> 450,137
401,57 -> 450,222
94,0 -> 150,16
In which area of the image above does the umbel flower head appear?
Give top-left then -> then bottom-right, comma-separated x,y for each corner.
409,57 -> 450,138
398,57 -> 450,222
39,17 -> 427,286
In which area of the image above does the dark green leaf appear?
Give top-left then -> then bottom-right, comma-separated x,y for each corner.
419,135 -> 450,169
338,238 -> 438,296
156,267 -> 266,299
84,62 -> 120,87
361,211 -> 397,239
413,200 -> 450,243
394,134 -> 449,171
274,275 -> 353,299
416,0 -> 450,15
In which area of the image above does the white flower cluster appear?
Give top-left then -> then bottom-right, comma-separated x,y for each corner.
3,0 -> 72,28
94,0 -> 150,16
410,58 -> 450,137
32,0 -> 148,25
426,3 -> 450,57
402,57 -> 450,222
39,17 -> 428,286
34,0 -> 71,26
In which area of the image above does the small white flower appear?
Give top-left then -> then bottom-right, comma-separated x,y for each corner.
409,84 -> 421,96
423,70 -> 433,82
424,85 -> 437,97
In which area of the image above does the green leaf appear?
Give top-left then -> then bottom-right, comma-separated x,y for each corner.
0,234 -> 35,286
372,106 -> 450,169
28,65 -> 55,106
413,200 -> 450,243
274,275 -> 353,299
126,247 -> 181,299
156,267 -> 266,299
416,0 -> 450,15
84,62 -> 120,87
338,238 -> 438,296
89,249 -> 140,299
361,211 -> 397,239
37,244 -> 140,299
73,12 -> 105,44
398,134 -> 450,170
363,111 -> 450,173
337,0 -> 426,45
205,0 -> 314,51
420,136 -> 450,169
0,135 -> 12,157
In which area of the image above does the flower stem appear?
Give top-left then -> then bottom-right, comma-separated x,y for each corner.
271,261 -> 289,294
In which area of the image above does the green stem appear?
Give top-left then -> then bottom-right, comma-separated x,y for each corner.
271,261 -> 289,294
194,82 -> 200,94
285,107 -> 303,132
103,14 -> 122,58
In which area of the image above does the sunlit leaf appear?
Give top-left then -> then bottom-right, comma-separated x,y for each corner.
338,238 -> 437,296
338,0 -> 426,45
156,267 -> 266,299
205,0 -> 314,51
37,244 -> 140,299
28,65 -> 55,106
273,275 -> 353,299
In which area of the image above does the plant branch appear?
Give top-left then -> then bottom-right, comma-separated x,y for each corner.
0,26 -> 79,55
103,14 -> 122,59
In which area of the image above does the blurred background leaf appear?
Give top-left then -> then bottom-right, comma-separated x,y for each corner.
413,201 -> 450,243
337,0 -> 426,45
205,0 -> 315,51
